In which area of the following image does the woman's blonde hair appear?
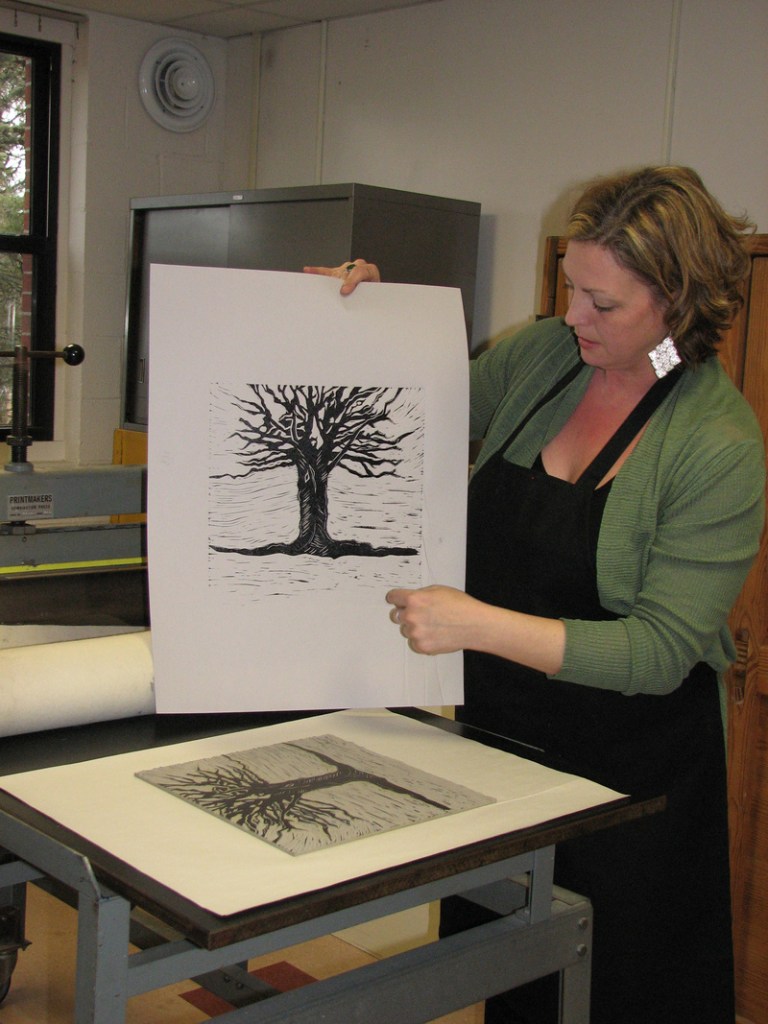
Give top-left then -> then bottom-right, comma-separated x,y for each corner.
565,166 -> 753,365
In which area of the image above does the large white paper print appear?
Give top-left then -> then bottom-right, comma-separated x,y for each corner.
147,266 -> 469,712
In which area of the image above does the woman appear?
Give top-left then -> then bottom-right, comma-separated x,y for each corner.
307,166 -> 765,1023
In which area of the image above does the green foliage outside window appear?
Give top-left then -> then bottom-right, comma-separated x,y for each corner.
0,51 -> 26,235
0,36 -> 59,437
0,51 -> 26,423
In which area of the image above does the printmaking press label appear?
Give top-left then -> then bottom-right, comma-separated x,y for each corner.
7,493 -> 54,520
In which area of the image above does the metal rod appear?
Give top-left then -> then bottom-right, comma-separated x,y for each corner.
8,345 -> 31,466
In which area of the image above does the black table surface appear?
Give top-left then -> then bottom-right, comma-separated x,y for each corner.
0,709 -> 664,950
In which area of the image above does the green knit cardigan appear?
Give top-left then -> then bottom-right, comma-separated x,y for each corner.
469,317 -> 766,695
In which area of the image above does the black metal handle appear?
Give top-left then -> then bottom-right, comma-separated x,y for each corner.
0,343 -> 85,364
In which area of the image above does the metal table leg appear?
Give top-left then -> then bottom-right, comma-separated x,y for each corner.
75,887 -> 131,1024
0,852 -> 41,1004
556,887 -> 591,1023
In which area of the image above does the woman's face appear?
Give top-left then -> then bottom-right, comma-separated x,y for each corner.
562,240 -> 669,377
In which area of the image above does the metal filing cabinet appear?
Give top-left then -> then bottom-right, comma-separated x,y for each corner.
122,182 -> 481,429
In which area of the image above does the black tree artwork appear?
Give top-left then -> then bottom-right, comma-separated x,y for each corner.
136,734 -> 492,855
209,384 -> 422,560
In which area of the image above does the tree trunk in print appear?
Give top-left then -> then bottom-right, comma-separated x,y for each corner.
292,457 -> 333,555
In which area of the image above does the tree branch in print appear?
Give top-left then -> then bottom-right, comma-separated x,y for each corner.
154,743 -> 449,843
210,385 -> 421,558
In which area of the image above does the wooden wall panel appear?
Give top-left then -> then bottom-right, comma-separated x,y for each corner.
727,250 -> 768,1024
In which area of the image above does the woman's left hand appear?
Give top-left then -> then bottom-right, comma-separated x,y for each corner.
386,585 -> 480,655
387,585 -> 567,673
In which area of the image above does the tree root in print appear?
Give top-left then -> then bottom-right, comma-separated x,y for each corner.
210,539 -> 417,559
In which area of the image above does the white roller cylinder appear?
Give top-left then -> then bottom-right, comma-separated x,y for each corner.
0,631 -> 155,737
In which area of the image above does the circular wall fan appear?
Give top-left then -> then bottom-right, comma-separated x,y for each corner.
139,39 -> 215,132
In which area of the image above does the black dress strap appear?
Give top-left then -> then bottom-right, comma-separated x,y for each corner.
577,364 -> 683,486
500,359 -> 586,453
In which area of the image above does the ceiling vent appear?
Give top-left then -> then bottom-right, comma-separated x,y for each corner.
139,39 -> 215,133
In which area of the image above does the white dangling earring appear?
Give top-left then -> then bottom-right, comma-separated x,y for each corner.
648,335 -> 681,378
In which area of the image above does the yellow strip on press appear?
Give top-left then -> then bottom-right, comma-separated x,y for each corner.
0,557 -> 146,575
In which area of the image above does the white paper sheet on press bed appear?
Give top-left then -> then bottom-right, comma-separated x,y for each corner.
0,710 -> 623,917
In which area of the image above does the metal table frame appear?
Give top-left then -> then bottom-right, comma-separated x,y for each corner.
0,711 -> 663,1023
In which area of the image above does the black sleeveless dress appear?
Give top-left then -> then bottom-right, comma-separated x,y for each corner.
447,365 -> 735,1023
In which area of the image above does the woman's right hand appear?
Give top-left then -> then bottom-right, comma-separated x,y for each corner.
303,259 -> 381,295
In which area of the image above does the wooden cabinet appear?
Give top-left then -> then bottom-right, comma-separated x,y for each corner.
539,235 -> 768,1024
720,237 -> 768,1024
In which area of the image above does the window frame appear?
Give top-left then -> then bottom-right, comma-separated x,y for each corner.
0,31 -> 61,441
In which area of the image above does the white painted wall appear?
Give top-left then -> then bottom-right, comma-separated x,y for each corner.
0,6 -> 257,465
2,0 -> 765,465
74,15 -> 259,464
256,0 -> 768,352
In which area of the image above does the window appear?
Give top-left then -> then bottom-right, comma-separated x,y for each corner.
0,32 -> 60,439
